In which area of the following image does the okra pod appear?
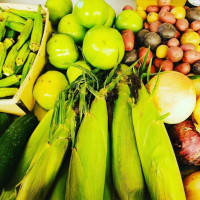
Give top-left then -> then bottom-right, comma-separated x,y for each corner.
17,19 -> 33,50
3,43 -> 19,76
0,42 -> 6,78
1,11 -> 26,24
20,52 -> 36,85
0,16 -> 7,42
3,38 -> 15,49
16,40 -> 30,66
6,21 -> 24,32
0,75 -> 21,87
29,5 -> 43,52
0,88 -> 18,98
6,29 -> 16,38
8,9 -> 37,19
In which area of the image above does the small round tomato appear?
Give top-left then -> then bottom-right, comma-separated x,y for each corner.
156,45 -> 168,58
115,10 -> 143,33
47,34 -> 79,70
171,6 -> 186,19
33,71 -> 68,110
147,12 -> 159,23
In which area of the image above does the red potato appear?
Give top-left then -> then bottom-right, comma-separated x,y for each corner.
146,5 -> 160,13
149,21 -> 162,32
122,30 -> 135,51
176,19 -> 189,32
191,21 -> 200,31
184,6 -> 190,10
183,50 -> 200,64
135,63 -> 140,69
167,47 -> 183,62
150,65 -> 157,73
161,59 -> 174,71
160,5 -> 171,12
139,47 -> 153,65
174,63 -> 191,74
154,58 -> 163,68
159,11 -> 176,24
123,5 -> 133,10
167,38 -> 180,47
180,43 -> 196,51
198,30 -> 200,36
157,0 -> 171,6
144,22 -> 150,30
174,30 -> 181,38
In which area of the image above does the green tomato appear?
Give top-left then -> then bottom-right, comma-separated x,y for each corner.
67,60 -> 91,83
58,14 -> 87,43
115,10 -> 143,33
47,34 -> 79,70
83,26 -> 125,70
45,0 -> 72,25
33,71 -> 68,110
104,4 -> 116,27
73,0 -> 109,29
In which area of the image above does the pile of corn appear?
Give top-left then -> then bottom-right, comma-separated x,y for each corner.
0,5 -> 44,98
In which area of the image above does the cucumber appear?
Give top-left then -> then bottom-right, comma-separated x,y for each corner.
0,113 -> 11,136
0,114 -> 38,191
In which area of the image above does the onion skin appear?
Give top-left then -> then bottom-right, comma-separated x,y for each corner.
184,171 -> 200,200
170,119 -> 200,165
148,71 -> 196,124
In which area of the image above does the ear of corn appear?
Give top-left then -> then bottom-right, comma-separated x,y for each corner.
112,83 -> 145,200
29,5 -> 43,52
132,83 -> 186,200
0,109 -> 53,199
66,95 -> 108,200
16,97 -> 76,200
17,19 -> 33,50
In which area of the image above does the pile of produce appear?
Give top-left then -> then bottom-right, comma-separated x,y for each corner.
0,5 -> 44,98
1,0 -> 200,199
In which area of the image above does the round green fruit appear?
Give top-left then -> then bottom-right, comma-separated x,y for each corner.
47,34 -> 79,70
104,4 -> 116,27
58,14 -> 87,43
45,0 -> 72,25
33,71 -> 68,110
67,60 -> 91,83
115,10 -> 143,33
83,26 -> 125,70
73,0 -> 108,29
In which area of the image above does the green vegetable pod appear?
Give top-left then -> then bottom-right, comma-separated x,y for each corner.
112,83 -> 145,200
5,21 -> 24,32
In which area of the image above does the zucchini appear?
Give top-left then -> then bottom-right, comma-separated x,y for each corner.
0,113 -> 11,136
0,114 -> 38,191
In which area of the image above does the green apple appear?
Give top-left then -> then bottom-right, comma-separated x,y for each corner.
47,34 -> 79,70
115,10 -> 143,33
83,26 -> 125,70
73,0 -> 109,29
104,4 -> 116,27
67,60 -> 91,83
33,71 -> 68,110
45,0 -> 72,25
58,14 -> 87,43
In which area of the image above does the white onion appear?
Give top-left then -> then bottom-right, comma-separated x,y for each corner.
148,71 -> 196,124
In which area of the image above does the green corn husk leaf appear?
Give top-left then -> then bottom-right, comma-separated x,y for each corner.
66,95 -> 108,200
48,152 -> 71,200
132,83 -> 186,200
112,83 -> 145,200
16,104 -> 75,200
0,109 -> 53,200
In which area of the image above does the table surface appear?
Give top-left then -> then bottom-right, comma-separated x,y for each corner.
0,0 -> 136,14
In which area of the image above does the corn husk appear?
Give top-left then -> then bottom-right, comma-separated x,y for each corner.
112,83 -> 145,200
132,83 -> 186,200
66,95 -> 108,200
